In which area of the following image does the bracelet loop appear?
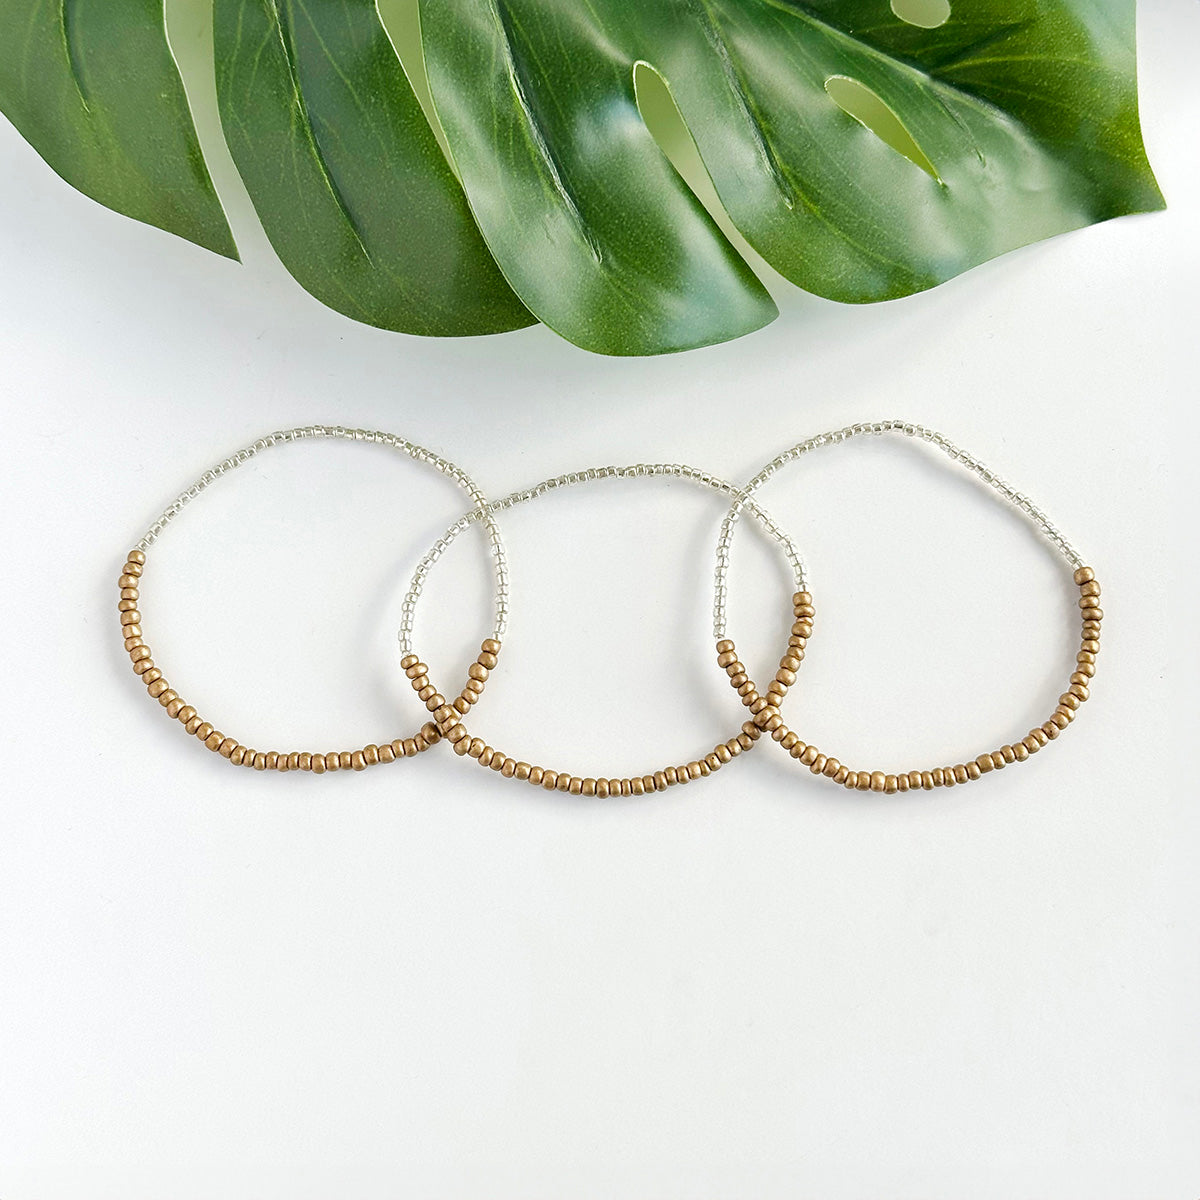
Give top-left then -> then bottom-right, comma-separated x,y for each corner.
402,463 -> 808,795
714,421 -> 1097,791
120,426 -> 508,772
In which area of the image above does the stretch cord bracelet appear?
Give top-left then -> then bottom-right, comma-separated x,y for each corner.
713,420 -> 1101,792
399,463 -> 811,796
118,426 -> 509,772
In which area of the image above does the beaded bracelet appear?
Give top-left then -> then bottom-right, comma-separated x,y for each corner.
118,426 -> 509,772
713,421 -> 1100,792
399,463 -> 810,795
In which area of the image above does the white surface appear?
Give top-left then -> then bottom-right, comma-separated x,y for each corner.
1,7 -> 1197,1197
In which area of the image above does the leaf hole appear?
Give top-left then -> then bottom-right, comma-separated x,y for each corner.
890,0 -> 951,29
823,75 -> 941,182
632,61 -> 776,272
376,0 -> 460,177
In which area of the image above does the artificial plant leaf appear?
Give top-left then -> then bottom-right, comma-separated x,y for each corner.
0,0 -> 236,258
418,1 -> 780,356
419,0 -> 1163,350
213,0 -> 534,336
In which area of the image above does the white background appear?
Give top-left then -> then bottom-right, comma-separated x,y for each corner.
1,5 -> 1197,1197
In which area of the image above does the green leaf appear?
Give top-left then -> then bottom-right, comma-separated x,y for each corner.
213,0 -> 533,336
417,0 -> 779,355
0,0 -> 236,259
419,0 -> 1163,345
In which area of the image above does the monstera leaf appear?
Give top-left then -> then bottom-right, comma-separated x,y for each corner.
0,0 -> 1163,355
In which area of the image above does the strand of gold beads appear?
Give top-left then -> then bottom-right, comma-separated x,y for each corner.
397,461 -> 809,794
713,421 -> 1100,792
403,638 -> 765,796
119,548 -> 446,770
715,571 -> 1099,791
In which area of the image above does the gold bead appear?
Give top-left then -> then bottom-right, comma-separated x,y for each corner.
147,678 -> 168,698
1079,580 -> 1101,597
884,774 -> 898,794
966,762 -> 982,780
231,746 -> 248,765
311,754 -> 326,774
351,751 -> 367,771
481,639 -> 501,656
953,765 -> 968,784
869,771 -> 886,792
400,654 -> 419,671
1073,566 -> 1095,585
127,550 -> 147,565
377,744 -> 395,764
